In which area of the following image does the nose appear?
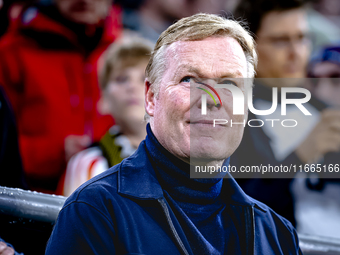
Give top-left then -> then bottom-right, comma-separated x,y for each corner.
207,101 -> 221,110
198,92 -> 222,115
195,79 -> 223,114
287,41 -> 300,59
288,36 -> 309,60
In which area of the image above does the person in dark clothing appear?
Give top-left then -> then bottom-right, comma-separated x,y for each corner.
233,0 -> 340,227
46,13 -> 302,254
0,87 -> 27,189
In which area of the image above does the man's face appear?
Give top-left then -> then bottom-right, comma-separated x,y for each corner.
56,0 -> 111,25
145,37 -> 248,163
256,8 -> 310,80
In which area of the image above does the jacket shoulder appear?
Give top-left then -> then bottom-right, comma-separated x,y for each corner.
63,163 -> 122,208
249,197 -> 301,254
251,196 -> 295,228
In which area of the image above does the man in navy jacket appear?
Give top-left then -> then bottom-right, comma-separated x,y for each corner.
46,13 -> 302,254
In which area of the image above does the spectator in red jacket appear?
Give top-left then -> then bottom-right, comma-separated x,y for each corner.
0,0 -> 121,193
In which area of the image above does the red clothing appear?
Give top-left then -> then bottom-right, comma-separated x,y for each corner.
0,6 -> 121,193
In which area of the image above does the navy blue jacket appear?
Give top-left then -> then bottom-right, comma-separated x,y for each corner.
46,138 -> 302,255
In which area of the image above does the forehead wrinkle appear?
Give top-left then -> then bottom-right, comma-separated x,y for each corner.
203,57 -> 246,79
172,60 -> 246,81
163,42 -> 185,79
166,41 -> 187,62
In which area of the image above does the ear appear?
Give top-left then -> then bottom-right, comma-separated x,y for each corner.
145,79 -> 156,117
97,96 -> 111,115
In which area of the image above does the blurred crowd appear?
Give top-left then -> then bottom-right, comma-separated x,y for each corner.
0,0 -> 340,254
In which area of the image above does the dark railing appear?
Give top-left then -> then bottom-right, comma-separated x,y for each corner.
0,186 -> 66,255
1,186 -> 340,255
299,234 -> 340,255
0,186 -> 66,223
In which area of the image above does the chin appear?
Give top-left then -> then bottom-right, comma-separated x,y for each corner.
189,139 -> 231,161
128,117 -> 145,126
125,111 -> 145,122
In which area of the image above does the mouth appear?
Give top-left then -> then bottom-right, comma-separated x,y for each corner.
189,120 -> 228,127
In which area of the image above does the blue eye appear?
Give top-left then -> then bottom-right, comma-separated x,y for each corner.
180,76 -> 191,83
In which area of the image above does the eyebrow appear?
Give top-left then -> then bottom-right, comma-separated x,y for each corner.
175,64 -> 244,78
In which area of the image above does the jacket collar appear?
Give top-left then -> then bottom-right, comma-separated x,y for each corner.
117,130 -> 267,212
221,173 -> 267,211
118,140 -> 163,199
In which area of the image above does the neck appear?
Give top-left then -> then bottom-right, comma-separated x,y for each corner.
191,158 -> 225,168
145,124 -> 230,202
119,121 -> 146,148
